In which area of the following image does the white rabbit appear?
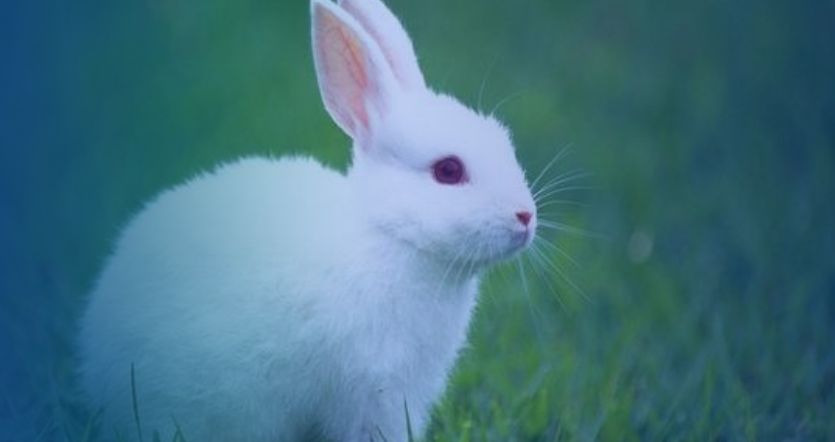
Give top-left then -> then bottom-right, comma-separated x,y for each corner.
78,0 -> 537,440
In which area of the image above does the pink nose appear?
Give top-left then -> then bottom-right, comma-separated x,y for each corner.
516,211 -> 532,226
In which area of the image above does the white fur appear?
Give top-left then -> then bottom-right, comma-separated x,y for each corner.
79,1 -> 536,441
339,0 -> 425,90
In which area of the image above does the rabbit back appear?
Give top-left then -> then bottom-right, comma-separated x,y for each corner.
79,156 -> 358,440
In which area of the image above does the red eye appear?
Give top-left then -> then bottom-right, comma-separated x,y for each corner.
432,156 -> 467,185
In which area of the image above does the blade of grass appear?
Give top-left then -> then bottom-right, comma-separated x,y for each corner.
131,363 -> 144,442
171,416 -> 186,442
375,426 -> 391,442
404,399 -> 414,442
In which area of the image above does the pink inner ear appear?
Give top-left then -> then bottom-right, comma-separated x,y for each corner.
318,12 -> 373,137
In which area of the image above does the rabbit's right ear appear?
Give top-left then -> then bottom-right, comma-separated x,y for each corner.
339,0 -> 426,90
312,0 -> 398,146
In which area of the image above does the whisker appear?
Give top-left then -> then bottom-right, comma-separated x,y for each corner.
432,232 -> 480,298
515,256 -> 548,348
534,166 -> 583,190
433,246 -> 465,297
461,246 -> 476,283
533,169 -> 588,198
526,244 -> 567,310
452,241 -> 479,287
537,220 -> 605,240
539,169 -> 591,190
490,90 -> 525,116
535,199 -> 588,210
477,56 -> 500,113
534,236 -> 581,269
530,243 -> 590,302
493,255 -> 516,290
468,242 -> 486,278
529,145 -> 572,191
535,185 -> 597,204
489,244 -> 520,302
516,257 -> 531,302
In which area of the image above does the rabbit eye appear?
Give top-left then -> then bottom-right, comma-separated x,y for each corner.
432,156 -> 467,185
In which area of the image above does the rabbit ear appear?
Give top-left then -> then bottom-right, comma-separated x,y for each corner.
339,0 -> 425,90
312,0 -> 398,144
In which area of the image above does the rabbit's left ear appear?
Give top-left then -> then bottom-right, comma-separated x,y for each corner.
339,0 -> 426,90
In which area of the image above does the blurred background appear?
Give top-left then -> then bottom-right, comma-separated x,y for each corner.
2,0 -> 834,440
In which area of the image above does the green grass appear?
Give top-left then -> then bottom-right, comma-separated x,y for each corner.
2,0 -> 834,440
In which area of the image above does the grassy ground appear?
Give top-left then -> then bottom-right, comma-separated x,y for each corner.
2,0 -> 834,440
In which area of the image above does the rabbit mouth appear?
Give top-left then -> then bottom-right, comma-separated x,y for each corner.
507,230 -> 533,254
512,229 -> 532,246
476,229 -> 533,264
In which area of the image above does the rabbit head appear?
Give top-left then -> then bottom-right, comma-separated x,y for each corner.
312,0 -> 535,267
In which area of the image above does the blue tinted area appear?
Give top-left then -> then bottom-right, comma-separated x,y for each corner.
1,0 -> 834,440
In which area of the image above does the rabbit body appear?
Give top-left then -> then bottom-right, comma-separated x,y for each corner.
80,0 -> 537,440
80,157 -> 478,441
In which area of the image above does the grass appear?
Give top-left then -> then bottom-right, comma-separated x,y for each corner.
2,0 -> 834,440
